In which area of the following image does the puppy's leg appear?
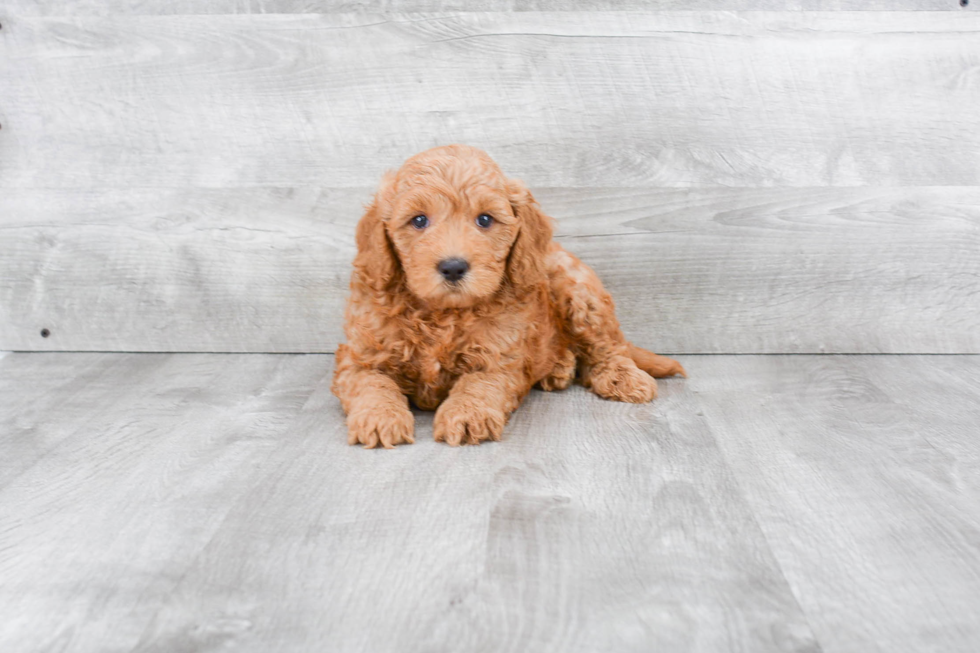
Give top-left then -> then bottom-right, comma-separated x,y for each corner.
628,343 -> 687,379
332,346 -> 414,449
433,371 -> 526,446
538,348 -> 576,391
546,245 -> 684,403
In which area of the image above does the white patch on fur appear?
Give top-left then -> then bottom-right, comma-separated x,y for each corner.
568,265 -> 589,283
550,249 -> 575,270
548,249 -> 590,283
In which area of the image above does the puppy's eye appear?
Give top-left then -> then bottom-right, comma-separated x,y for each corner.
476,214 -> 494,229
410,215 -> 429,230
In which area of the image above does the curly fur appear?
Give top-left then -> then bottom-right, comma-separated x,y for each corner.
332,145 -> 685,448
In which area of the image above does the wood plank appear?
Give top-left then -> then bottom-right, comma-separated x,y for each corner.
0,352 -> 330,653
0,352 -> 820,652
0,12 -> 978,188
1,186 -> 977,353
564,187 -> 980,355
690,354 -> 980,653
5,1 -> 974,16
0,187 -> 361,353
0,353 -> 169,487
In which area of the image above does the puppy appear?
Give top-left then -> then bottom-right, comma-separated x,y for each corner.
332,145 -> 685,448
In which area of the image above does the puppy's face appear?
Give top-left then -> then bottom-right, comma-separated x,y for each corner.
383,149 -> 521,308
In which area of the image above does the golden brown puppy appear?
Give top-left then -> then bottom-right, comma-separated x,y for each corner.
332,145 -> 685,448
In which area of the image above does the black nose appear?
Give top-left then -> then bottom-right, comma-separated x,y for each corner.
437,258 -> 469,283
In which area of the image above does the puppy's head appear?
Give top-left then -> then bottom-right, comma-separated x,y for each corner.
354,145 -> 553,308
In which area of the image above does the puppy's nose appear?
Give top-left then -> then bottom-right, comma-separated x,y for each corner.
437,258 -> 469,283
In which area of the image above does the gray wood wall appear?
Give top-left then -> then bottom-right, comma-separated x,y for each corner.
1,3 -> 978,353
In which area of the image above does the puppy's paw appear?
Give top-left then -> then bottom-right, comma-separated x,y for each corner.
347,403 -> 415,449
585,355 -> 658,403
538,349 -> 576,392
433,397 -> 506,446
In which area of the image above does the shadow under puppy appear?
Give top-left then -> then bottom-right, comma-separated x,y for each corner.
332,145 -> 685,448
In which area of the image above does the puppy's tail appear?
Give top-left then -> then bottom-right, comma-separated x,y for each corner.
628,343 -> 687,378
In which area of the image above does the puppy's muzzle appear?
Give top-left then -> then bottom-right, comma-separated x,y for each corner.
437,258 -> 469,284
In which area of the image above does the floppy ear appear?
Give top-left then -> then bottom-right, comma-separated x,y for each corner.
506,178 -> 554,288
353,173 -> 399,290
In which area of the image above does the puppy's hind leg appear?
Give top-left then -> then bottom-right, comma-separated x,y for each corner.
629,343 -> 687,379
545,245 -> 684,403
537,348 -> 576,392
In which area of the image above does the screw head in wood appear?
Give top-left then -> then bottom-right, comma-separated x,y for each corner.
40,328 -> 51,338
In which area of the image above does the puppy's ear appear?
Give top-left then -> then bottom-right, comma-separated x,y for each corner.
353,173 -> 399,290
506,178 -> 554,288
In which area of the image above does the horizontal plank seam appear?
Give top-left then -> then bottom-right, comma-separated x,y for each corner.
3,184 -> 980,191
6,351 -> 980,356
3,11 -> 978,17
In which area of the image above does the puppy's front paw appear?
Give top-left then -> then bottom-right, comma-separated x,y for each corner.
433,397 -> 506,446
347,403 -> 415,449
585,355 -> 658,403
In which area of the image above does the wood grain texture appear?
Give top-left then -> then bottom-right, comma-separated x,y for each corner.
0,352 -> 168,486
0,353 -> 331,653
691,355 -> 980,653
0,352 -> 819,653
5,1 -> 976,16
3,352 -> 980,651
2,186 -> 978,353
1,12 -> 978,188
1,10 -> 978,354
0,187 -> 361,353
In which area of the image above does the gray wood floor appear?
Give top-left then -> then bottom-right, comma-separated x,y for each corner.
1,352 -> 978,653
